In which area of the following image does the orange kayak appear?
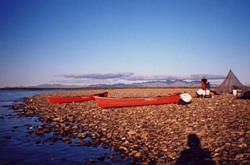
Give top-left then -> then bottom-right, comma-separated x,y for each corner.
94,93 -> 191,108
48,92 -> 108,104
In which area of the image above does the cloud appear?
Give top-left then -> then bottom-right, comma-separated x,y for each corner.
51,79 -> 116,86
189,74 -> 225,80
61,72 -> 225,81
124,75 -> 181,81
62,72 -> 133,79
122,74 -> 225,81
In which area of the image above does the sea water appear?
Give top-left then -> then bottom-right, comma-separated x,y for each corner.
0,90 -> 131,165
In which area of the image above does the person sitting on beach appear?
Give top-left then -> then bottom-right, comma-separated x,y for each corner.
199,76 -> 211,97
206,81 -> 211,90
201,76 -> 208,90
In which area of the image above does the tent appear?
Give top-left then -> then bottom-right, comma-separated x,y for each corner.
215,70 -> 248,94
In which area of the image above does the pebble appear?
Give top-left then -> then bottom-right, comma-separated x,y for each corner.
16,88 -> 250,164
16,114 -> 21,118
88,158 -> 98,163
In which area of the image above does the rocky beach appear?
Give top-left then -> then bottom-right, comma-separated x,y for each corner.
13,88 -> 249,164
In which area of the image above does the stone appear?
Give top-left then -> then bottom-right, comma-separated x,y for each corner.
17,88 -> 250,164
128,130 -> 136,136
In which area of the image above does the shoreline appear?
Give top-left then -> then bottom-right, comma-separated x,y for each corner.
15,88 -> 249,164
0,87 -> 203,91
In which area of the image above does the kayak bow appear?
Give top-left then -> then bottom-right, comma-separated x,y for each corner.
48,92 -> 108,104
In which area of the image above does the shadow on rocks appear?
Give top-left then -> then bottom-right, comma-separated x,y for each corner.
176,133 -> 216,165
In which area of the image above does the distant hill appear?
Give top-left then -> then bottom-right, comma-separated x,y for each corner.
13,84 -> 84,89
88,80 -> 203,88
3,80 -> 220,89
30,84 -> 83,88
88,83 -> 133,88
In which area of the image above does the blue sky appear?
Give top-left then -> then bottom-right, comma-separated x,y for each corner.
1,0 -> 250,87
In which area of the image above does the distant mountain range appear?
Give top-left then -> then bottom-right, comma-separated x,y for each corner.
25,80 -> 205,88
88,80 -> 202,88
3,80 -> 221,89
30,84 -> 83,88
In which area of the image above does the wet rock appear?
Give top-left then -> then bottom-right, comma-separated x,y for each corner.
119,146 -> 128,152
3,136 -> 11,139
77,133 -> 86,139
88,158 -> 98,163
16,114 -> 21,118
62,138 -> 72,144
134,151 -> 141,158
60,158 -> 67,162
34,130 -> 45,136
78,140 -> 85,145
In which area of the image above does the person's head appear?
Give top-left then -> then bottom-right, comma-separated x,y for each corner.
202,76 -> 206,79
187,134 -> 200,148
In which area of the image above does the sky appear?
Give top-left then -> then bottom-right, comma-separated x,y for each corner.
1,0 -> 250,87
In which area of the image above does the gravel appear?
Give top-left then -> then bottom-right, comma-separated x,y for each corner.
14,88 -> 250,165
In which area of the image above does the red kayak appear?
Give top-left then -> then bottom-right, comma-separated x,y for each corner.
94,93 -> 191,108
48,92 -> 108,104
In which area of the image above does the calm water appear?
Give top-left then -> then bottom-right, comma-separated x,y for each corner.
0,90 -> 131,165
